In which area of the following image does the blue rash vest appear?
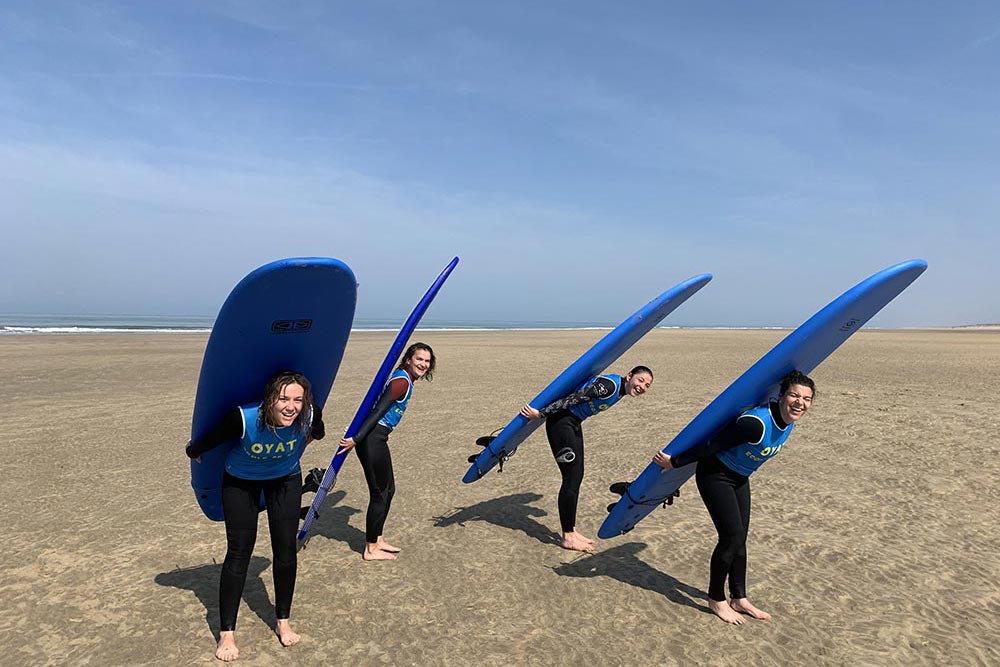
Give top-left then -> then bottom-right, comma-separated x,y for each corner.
568,374 -> 624,421
377,368 -> 413,430
715,402 -> 793,477
224,404 -> 312,480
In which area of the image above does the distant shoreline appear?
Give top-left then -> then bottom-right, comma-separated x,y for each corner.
4,324 -> 1000,335
3,314 -> 998,335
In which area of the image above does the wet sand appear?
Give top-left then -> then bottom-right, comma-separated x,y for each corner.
2,329 -> 997,666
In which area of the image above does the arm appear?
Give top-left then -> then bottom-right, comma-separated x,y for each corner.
339,377 -> 407,452
186,409 -> 243,459
307,405 -> 325,443
529,377 -> 617,419
656,415 -> 765,469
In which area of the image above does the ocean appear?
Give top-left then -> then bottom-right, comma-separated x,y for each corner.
0,313 -> 656,335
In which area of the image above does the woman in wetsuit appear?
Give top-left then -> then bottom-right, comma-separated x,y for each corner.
520,365 -> 654,552
337,342 -> 435,561
653,370 -> 815,625
186,371 -> 325,661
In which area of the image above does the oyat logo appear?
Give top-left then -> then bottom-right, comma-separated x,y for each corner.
271,319 -> 313,333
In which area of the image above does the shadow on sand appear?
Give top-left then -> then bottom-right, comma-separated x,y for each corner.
431,492 -> 561,546
553,542 -> 711,613
298,489 -> 365,553
155,556 -> 275,636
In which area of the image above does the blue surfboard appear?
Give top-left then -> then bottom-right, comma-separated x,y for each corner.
463,274 -> 713,484
190,258 -> 357,521
598,259 -> 927,539
297,257 -> 460,542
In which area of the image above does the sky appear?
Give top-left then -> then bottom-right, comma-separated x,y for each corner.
1,1 -> 998,327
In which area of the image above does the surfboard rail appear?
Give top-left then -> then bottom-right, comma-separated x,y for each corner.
190,257 -> 357,521
463,273 -> 713,484
298,257 -> 459,544
598,259 -> 928,539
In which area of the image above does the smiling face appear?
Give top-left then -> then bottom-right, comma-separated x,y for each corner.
404,348 -> 433,379
270,382 -> 305,427
778,383 -> 813,423
625,371 -> 653,397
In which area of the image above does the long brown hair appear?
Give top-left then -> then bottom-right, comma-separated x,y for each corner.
258,371 -> 313,432
399,342 -> 436,382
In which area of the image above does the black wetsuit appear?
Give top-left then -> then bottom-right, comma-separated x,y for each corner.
351,374 -> 410,544
539,377 -> 622,534
186,407 -> 324,631
671,403 -> 783,602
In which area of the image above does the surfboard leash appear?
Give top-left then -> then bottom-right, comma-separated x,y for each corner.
608,481 -> 680,513
468,428 -> 514,476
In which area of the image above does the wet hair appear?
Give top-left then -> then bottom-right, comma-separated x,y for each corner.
259,371 -> 313,432
628,365 -> 653,380
400,342 -> 435,382
779,370 -> 816,399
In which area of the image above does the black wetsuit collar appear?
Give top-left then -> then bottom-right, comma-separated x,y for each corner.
769,401 -> 789,429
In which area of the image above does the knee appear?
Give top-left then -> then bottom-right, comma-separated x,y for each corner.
272,548 -> 297,571
222,549 -> 253,577
225,531 -> 257,562
369,487 -> 392,508
716,535 -> 746,560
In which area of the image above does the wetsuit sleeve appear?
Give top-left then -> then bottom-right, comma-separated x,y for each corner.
352,377 -> 407,441
669,415 -> 765,468
186,409 -> 244,458
309,405 -> 325,441
538,377 -> 615,417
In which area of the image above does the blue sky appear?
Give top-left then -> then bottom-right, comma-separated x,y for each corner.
1,1 -> 997,327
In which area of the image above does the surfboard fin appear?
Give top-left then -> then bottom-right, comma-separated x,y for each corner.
609,481 -> 630,496
662,489 -> 680,507
467,454 -> 479,463
606,503 -> 617,513
498,448 -> 516,473
475,435 -> 497,448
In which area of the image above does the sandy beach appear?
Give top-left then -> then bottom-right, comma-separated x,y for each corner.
2,328 -> 997,667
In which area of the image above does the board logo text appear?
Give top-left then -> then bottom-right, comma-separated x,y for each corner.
838,318 -> 860,332
271,319 -> 313,334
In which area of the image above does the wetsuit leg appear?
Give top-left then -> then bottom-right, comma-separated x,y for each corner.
545,410 -> 585,534
219,472 -> 263,631
696,456 -> 751,602
355,426 -> 395,543
262,472 -> 303,621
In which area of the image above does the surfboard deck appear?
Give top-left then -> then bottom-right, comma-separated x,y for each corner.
297,257 -> 459,543
190,257 -> 357,521
463,274 -> 713,484
598,259 -> 927,539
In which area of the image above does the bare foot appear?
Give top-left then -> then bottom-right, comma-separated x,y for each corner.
560,531 -> 595,553
215,631 -> 239,661
275,619 -> 301,647
730,598 -> 771,620
362,543 -> 397,561
376,537 -> 401,553
709,599 -> 746,625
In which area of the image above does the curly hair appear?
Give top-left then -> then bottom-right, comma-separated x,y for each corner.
258,371 -> 313,432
